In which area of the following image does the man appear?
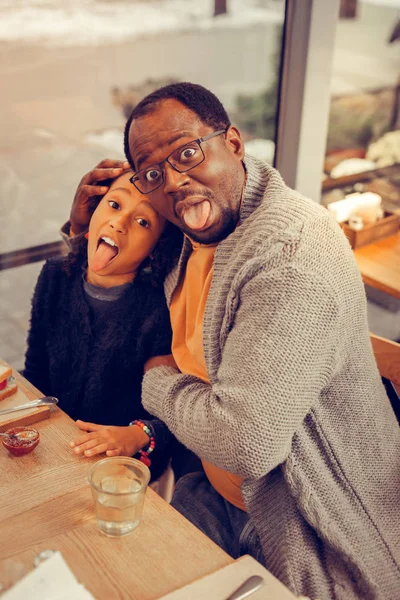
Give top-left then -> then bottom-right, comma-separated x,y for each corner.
70,83 -> 400,599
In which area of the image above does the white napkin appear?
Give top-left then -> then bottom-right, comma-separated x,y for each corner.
1,551 -> 96,600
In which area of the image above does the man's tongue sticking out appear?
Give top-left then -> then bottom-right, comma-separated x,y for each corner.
91,240 -> 118,272
181,200 -> 211,231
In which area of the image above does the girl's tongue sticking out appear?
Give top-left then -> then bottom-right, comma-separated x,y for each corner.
92,237 -> 119,272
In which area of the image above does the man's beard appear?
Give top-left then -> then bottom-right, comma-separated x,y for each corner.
184,205 -> 239,245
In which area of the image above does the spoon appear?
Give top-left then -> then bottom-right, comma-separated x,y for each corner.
225,575 -> 264,600
0,397 -> 59,416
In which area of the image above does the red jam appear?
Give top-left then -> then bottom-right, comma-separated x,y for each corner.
2,426 -> 40,456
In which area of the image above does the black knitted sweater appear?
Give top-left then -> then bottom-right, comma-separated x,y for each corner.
24,254 -> 173,479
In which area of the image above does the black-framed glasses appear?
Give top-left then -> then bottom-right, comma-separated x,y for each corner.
130,128 -> 227,194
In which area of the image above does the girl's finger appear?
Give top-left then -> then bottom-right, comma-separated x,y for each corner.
69,433 -> 91,448
76,420 -> 101,432
106,448 -> 121,457
72,437 -> 107,454
84,443 -> 112,457
70,429 -> 102,447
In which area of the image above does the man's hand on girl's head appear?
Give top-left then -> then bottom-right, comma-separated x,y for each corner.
70,158 -> 130,235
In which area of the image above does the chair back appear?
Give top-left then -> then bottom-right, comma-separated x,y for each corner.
370,334 -> 400,387
370,333 -> 400,423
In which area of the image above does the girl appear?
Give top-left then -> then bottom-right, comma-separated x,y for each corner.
24,171 -> 182,480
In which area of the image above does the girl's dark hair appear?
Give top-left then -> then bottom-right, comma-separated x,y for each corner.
63,221 -> 183,287
148,221 -> 183,284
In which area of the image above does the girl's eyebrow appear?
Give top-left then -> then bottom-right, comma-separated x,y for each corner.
109,186 -> 131,195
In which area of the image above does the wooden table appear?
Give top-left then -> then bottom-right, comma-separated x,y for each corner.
0,370 -> 232,599
353,232 -> 400,300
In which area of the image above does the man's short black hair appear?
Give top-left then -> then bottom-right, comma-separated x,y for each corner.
123,82 -> 231,169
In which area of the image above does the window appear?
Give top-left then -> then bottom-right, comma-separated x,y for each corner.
0,0 -> 286,368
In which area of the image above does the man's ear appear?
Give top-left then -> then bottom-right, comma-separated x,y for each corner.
225,126 -> 245,160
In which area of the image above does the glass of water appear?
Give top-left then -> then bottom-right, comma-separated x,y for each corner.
88,457 -> 150,537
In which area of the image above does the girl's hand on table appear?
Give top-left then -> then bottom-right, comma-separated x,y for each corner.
69,420 -> 150,458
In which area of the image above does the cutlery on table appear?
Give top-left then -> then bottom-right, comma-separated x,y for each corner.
225,575 -> 264,600
0,429 -> 38,441
0,397 -> 59,416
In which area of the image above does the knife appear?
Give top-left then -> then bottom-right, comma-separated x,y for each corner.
226,575 -> 264,600
0,397 -> 59,416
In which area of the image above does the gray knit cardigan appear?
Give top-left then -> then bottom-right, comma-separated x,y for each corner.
142,155 -> 400,599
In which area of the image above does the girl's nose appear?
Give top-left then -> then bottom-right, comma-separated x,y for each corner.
109,214 -> 128,234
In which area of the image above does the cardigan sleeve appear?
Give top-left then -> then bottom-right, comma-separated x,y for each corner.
138,297 -> 175,473
141,265 -> 339,480
23,262 -> 53,395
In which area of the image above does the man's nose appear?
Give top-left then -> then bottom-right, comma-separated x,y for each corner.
163,163 -> 190,194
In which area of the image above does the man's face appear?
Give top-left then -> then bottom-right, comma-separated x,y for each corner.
128,99 -> 245,244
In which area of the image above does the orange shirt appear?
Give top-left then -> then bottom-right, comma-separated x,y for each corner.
170,240 -> 246,511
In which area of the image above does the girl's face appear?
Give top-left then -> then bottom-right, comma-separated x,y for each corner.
87,171 -> 166,288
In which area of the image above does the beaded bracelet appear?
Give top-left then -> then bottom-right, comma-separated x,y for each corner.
130,419 -> 155,467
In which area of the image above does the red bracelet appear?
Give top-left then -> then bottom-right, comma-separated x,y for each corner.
131,420 -> 155,467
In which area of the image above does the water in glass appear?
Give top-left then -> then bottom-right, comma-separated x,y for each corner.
94,475 -> 144,536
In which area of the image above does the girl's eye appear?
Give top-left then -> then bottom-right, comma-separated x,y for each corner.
145,169 -> 161,183
136,217 -> 149,228
108,200 -> 120,210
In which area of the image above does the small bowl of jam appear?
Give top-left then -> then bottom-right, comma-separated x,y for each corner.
2,426 -> 40,456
